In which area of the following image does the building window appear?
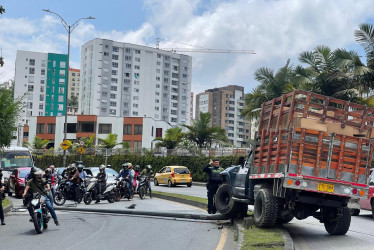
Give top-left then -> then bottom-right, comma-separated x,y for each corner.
134,125 -> 142,135
111,78 -> 118,83
41,69 -> 45,75
104,52 -> 109,56
133,103 -> 138,108
133,141 -> 142,149
58,87 -> 65,94
36,124 -> 45,134
112,62 -> 118,68
39,104 -> 43,110
112,70 -> 117,75
156,128 -> 162,138
47,124 -> 55,134
39,95 -> 44,102
110,94 -> 116,99
112,54 -> 119,60
125,64 -> 131,69
60,61 -> 66,68
110,101 -> 117,107
134,65 -> 140,70
99,124 -> 112,134
123,124 -> 132,135
28,85 -> 34,92
29,59 -> 35,66
135,50 -> 140,54
58,95 -> 64,102
110,86 -> 117,91
125,48 -> 131,53
133,111 -> 138,116
29,68 -> 35,74
125,56 -> 132,61
58,104 -> 64,111
113,46 -> 119,52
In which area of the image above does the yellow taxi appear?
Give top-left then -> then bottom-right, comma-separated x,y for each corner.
154,166 -> 192,187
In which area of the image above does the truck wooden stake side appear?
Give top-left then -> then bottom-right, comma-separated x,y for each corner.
215,90 -> 374,235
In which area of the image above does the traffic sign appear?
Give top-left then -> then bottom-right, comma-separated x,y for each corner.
79,140 -> 84,146
78,147 -> 85,154
60,140 -> 72,150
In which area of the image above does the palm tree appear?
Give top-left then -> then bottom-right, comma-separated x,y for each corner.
241,60 -> 295,119
24,136 -> 50,149
183,112 -> 227,149
99,133 -> 118,149
154,127 -> 184,150
80,135 -> 95,148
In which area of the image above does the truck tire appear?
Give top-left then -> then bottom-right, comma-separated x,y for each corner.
215,184 -> 237,217
253,188 -> 279,228
371,200 -> 374,219
324,207 -> 351,235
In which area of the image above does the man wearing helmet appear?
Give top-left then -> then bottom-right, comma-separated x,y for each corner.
134,165 -> 141,193
22,168 -> 60,226
67,163 -> 82,204
95,165 -> 107,203
117,163 -> 132,198
140,165 -> 154,198
0,169 -> 6,225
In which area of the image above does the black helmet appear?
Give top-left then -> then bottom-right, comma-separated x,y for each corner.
135,165 -> 140,171
122,163 -> 130,169
33,168 -> 43,180
107,165 -> 112,168
30,167 -> 37,179
45,168 -> 51,175
78,164 -> 84,172
99,164 -> 106,173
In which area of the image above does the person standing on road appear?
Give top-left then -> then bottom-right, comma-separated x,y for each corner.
0,169 -> 6,225
203,158 -> 224,214
140,165 -> 153,198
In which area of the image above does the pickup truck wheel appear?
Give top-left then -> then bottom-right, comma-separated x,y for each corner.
253,188 -> 279,228
215,184 -> 237,217
350,209 -> 360,216
324,207 -> 351,235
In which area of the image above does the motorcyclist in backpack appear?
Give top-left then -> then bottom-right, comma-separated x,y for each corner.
22,168 -> 60,226
140,165 -> 153,198
117,163 -> 132,199
95,165 -> 107,203
67,164 -> 82,204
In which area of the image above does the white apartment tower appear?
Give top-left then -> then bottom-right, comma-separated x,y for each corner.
80,38 -> 192,126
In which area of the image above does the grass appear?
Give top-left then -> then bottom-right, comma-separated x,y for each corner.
152,190 -> 208,205
2,197 -> 10,208
241,224 -> 285,250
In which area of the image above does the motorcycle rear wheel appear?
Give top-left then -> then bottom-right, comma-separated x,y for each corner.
53,191 -> 66,206
32,213 -> 43,234
83,193 -> 92,205
139,186 -> 146,199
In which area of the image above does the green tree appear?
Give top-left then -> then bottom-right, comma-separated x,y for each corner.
99,133 -> 118,149
154,127 -> 184,150
80,134 -> 95,148
0,87 -> 23,148
241,60 -> 295,119
68,95 -> 79,107
24,136 -> 50,149
183,112 -> 227,149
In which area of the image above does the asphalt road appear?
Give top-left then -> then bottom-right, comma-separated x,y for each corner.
152,182 -> 207,198
2,196 -> 236,250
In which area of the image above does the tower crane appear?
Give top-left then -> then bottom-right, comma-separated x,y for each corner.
156,38 -> 255,54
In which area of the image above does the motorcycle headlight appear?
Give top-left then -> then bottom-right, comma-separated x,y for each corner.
31,199 -> 39,207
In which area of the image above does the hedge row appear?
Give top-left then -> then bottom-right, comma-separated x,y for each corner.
34,154 -> 242,182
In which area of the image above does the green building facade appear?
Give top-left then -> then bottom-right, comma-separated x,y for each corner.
45,53 -> 68,116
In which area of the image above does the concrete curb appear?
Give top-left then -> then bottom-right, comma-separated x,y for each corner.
152,193 -> 207,210
3,198 -> 13,215
281,225 -> 295,250
233,219 -> 244,250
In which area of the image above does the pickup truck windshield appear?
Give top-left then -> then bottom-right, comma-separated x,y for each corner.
0,151 -> 33,168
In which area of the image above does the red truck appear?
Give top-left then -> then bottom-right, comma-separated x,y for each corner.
215,90 -> 374,235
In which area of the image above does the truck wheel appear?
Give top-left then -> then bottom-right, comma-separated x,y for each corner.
253,188 -> 279,228
371,200 -> 374,219
215,184 -> 237,217
324,207 -> 351,235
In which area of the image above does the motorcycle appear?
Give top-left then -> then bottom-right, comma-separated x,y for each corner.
138,176 -> 150,199
114,177 -> 133,201
29,193 -> 50,234
83,176 -> 116,204
53,178 -> 85,206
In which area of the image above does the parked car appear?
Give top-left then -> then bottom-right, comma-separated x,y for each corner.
8,167 -> 31,198
154,166 -> 192,187
84,167 -> 119,184
356,169 -> 374,217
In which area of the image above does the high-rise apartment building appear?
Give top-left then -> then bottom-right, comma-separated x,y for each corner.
80,38 -> 192,126
195,85 -> 251,147
68,68 -> 80,99
14,50 -> 68,125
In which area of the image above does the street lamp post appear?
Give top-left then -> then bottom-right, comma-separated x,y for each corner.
43,9 -> 94,168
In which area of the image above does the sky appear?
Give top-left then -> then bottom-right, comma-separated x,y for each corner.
0,0 -> 373,96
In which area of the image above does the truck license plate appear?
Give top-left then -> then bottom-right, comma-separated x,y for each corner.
317,183 -> 334,193
181,180 -> 185,183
